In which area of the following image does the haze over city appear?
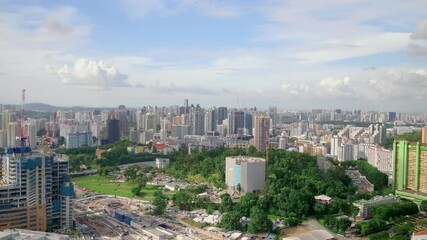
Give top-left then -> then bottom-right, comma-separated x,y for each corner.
1,0 -> 427,111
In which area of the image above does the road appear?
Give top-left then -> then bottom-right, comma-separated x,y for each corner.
307,218 -> 360,240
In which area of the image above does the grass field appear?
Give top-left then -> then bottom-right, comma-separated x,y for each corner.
72,175 -> 163,201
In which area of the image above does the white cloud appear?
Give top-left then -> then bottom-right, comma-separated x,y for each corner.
411,19 -> 427,40
407,43 -> 427,56
318,76 -> 357,98
49,58 -> 131,88
407,19 -> 427,56
42,16 -> 74,34
297,32 -> 410,64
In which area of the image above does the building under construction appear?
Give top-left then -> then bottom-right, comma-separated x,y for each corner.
393,140 -> 427,202
0,147 -> 74,231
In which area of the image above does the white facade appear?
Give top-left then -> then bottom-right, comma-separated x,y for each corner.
26,123 -> 37,148
337,144 -> 354,162
225,156 -> 265,194
156,158 -> 170,168
6,122 -> 19,147
330,135 -> 341,156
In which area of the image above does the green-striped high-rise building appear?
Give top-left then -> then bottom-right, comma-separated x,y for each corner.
393,140 -> 427,202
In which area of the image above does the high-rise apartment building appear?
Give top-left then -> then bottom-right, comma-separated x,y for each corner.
144,112 -> 157,132
216,107 -> 228,126
204,108 -> 217,133
268,106 -> 278,126
171,125 -> 189,139
1,110 -> 16,130
107,117 -> 120,144
330,135 -> 341,157
65,132 -> 92,149
337,144 -> 354,162
0,130 -> 7,148
114,106 -> 129,136
0,147 -> 73,231
393,140 -> 427,202
225,156 -> 266,194
253,115 -> 270,152
190,107 -> 204,135
422,127 -> 427,144
26,123 -> 37,148
7,122 -> 19,147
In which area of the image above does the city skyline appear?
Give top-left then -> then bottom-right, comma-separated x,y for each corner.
1,1 -> 427,111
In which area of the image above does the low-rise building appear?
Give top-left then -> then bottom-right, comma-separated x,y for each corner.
412,229 -> 427,240
315,195 -> 333,205
156,158 -> 170,168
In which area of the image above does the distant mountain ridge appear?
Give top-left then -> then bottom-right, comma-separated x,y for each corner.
25,102 -> 58,111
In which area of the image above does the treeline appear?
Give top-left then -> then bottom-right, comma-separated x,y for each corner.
341,160 -> 388,190
382,131 -> 422,149
61,140 -> 158,172
374,201 -> 418,221
56,145 -> 96,155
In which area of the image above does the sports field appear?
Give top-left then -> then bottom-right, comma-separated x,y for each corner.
72,175 -> 162,201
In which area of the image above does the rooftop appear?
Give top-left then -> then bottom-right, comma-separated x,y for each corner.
0,229 -> 70,240
228,156 -> 266,163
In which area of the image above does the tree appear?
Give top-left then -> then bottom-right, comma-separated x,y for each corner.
220,193 -> 234,213
237,192 -> 258,217
351,205 -> 360,219
337,218 -> 351,233
420,200 -> 427,212
314,203 -> 327,216
283,212 -> 301,227
218,211 -> 242,230
369,232 -> 389,240
152,191 -> 168,215
247,206 -> 272,233
236,183 -> 241,193
173,191 -> 193,211
131,186 -> 141,196
123,165 -> 142,182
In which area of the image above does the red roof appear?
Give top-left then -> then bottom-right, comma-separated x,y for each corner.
95,149 -> 106,156
414,230 -> 427,236
152,142 -> 167,150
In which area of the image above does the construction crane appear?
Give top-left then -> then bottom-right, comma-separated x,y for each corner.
18,89 -> 27,155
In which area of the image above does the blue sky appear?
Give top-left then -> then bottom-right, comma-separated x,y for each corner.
1,0 -> 427,111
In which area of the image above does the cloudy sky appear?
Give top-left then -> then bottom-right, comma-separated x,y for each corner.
1,0 -> 427,111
